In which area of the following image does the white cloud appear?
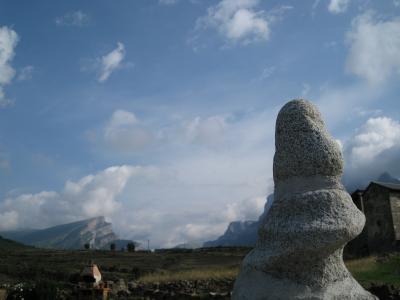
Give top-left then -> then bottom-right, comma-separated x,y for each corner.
0,26 -> 18,108
86,107 -> 277,247
0,87 -> 14,108
328,0 -> 350,14
184,116 -> 227,146
3,107 -> 277,247
0,165 -> 138,230
394,0 -> 400,7
104,110 -> 153,152
0,211 -> 18,231
197,0 -> 270,44
55,11 -> 89,26
342,116 -> 400,190
98,42 -> 126,82
346,12 -> 400,85
346,117 -> 400,166
17,65 -> 34,81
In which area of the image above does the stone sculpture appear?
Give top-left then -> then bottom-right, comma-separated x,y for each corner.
232,99 -> 377,299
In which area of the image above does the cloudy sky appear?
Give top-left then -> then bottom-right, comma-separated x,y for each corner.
0,0 -> 400,247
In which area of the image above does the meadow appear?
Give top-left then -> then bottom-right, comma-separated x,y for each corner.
0,237 -> 399,299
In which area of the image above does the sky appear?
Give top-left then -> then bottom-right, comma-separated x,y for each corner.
0,0 -> 400,248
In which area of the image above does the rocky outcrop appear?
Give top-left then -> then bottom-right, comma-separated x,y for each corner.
2,216 -> 119,249
203,221 -> 259,247
233,99 -> 377,299
204,194 -> 274,247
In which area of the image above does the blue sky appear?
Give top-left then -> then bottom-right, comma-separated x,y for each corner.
0,0 -> 400,247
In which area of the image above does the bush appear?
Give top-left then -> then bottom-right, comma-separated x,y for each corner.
127,242 -> 135,252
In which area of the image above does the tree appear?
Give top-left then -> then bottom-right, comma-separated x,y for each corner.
127,242 -> 135,252
84,243 -> 90,250
110,243 -> 116,251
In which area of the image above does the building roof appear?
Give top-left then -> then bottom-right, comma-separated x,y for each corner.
371,181 -> 400,191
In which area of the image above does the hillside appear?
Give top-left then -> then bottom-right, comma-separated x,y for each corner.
204,194 -> 274,247
0,235 -> 31,251
1,216 -> 119,250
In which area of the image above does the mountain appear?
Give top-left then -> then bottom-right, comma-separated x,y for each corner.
204,194 -> 274,247
377,172 -> 400,184
0,235 -> 32,251
203,220 -> 259,247
1,216 -> 118,249
205,173 -> 400,248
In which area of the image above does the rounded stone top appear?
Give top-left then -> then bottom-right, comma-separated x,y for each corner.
273,99 -> 343,181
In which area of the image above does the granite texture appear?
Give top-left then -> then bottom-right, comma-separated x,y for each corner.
232,99 -> 377,300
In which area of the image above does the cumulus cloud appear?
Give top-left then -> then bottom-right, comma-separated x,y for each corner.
328,0 -> 350,14
4,107 -> 277,247
85,107 -> 277,247
0,211 -> 18,231
197,0 -> 271,44
0,165 -> 137,230
0,26 -> 19,108
347,117 -> 400,165
104,110 -> 153,152
98,42 -> 126,82
346,12 -> 400,85
55,11 -> 90,26
343,116 -> 400,190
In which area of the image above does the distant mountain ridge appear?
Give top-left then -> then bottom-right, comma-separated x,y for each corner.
204,194 -> 274,247
205,172 -> 400,248
1,216 -> 127,250
0,235 -> 32,251
203,220 -> 259,247
377,172 -> 400,184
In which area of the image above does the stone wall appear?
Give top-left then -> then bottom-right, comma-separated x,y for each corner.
363,184 -> 395,253
389,192 -> 400,242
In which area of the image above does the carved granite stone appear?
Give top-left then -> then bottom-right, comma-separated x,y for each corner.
232,99 -> 377,300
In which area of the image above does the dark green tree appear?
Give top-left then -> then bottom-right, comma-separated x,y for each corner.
110,243 -> 116,251
84,243 -> 90,250
127,242 -> 135,252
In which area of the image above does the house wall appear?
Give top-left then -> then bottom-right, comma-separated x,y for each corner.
363,184 -> 395,253
389,192 -> 400,241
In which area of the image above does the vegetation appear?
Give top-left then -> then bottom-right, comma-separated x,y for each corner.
346,254 -> 400,287
1,241 -> 399,295
110,243 -> 116,251
127,242 -> 136,252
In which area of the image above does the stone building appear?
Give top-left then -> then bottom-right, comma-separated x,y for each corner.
346,181 -> 400,256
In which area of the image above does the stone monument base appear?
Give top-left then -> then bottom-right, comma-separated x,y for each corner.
233,269 -> 377,300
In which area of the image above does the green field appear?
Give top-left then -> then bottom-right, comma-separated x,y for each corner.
0,237 -> 399,295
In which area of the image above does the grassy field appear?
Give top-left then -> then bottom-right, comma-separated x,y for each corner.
0,240 -> 399,289
346,254 -> 400,287
0,245 -> 248,285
